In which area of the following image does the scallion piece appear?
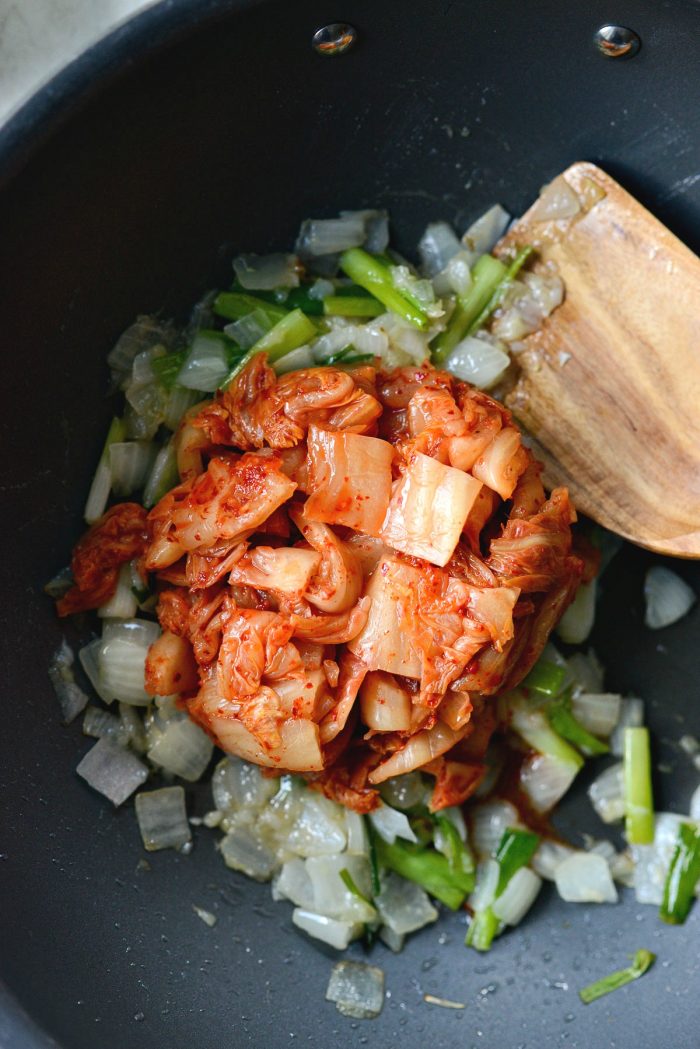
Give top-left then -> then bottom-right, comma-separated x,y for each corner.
548,691 -> 609,756
223,308 -> 318,386
465,906 -> 500,951
578,950 -> 656,1004
339,248 -> 429,329
213,290 -> 288,325
151,350 -> 188,390
323,295 -> 384,317
432,254 -> 506,362
340,867 -> 373,906
433,814 -> 475,877
493,828 -> 540,897
523,659 -> 567,697
84,416 -> 126,524
659,822 -> 700,924
366,817 -> 382,896
373,835 -> 474,910
623,726 -> 655,845
464,245 -> 534,337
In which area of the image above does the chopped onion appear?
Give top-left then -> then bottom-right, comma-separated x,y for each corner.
44,565 -> 73,599
390,265 -> 442,318
689,785 -> 700,821
588,761 -> 625,823
444,334 -> 510,389
76,736 -> 148,806
338,209 -> 390,254
644,566 -> 696,629
233,252 -> 300,289
135,786 -> 191,851
119,703 -> 147,753
379,925 -> 405,953
79,638 -> 114,705
211,756 -> 277,813
556,579 -> 596,644
147,718 -> 213,782
97,563 -> 138,620
492,867 -> 542,925
610,698 -> 644,757
462,204 -> 510,258
433,250 -> 473,297
325,961 -> 385,1018
305,854 -> 375,922
470,800 -> 520,858
124,379 -> 167,438
294,910 -> 363,951
567,649 -> 604,694
108,440 -> 156,497
308,278 -> 335,300
418,221 -> 461,276
142,440 -> 178,509
220,826 -> 278,881
163,385 -> 200,432
98,619 -> 160,706
379,772 -> 428,812
287,793 -> 348,858
368,802 -> 418,845
48,639 -> 89,724
177,332 -> 230,392
344,809 -> 368,855
632,812 -> 686,905
107,316 -> 175,383
272,858 -> 314,909
296,217 -> 366,257
82,705 -> 124,741
311,319 -> 388,362
192,905 -> 217,927
554,852 -> 618,903
376,872 -> 438,934
224,308 -> 272,350
530,175 -> 581,222
532,839 -> 575,880
571,692 -> 621,739
273,344 -> 315,374
468,858 -> 499,911
520,752 -> 580,813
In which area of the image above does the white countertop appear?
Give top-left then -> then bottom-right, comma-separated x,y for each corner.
0,0 -> 159,125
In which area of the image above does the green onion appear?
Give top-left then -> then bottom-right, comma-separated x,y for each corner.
624,726 -> 655,845
433,814 -> 475,877
323,295 -> 384,317
223,308 -> 318,387
548,691 -> 609,756
523,660 -> 568,697
229,281 -> 326,316
339,248 -> 429,329
151,350 -> 188,390
339,867 -> 373,906
493,828 -> 540,897
578,950 -> 656,1004
506,691 -> 585,769
366,818 -> 382,896
465,907 -> 500,951
659,822 -> 700,924
213,291 -> 288,325
373,835 -> 474,910
431,254 -> 506,363
465,245 -> 534,337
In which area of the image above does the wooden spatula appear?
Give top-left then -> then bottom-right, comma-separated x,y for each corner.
497,162 -> 700,558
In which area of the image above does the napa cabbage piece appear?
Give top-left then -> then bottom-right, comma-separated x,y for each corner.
380,451 -> 483,567
348,558 -> 423,677
304,425 -> 394,534
229,546 -> 321,595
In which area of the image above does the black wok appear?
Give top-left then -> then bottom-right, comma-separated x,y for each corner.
1,2 -> 699,1046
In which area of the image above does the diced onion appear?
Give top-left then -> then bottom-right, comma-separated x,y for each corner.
273,858 -> 315,909
233,252 -> 300,289
344,809 -> 368,855
379,925 -> 405,953
571,692 -> 621,739
98,619 -> 160,706
119,703 -> 147,753
48,639 -> 89,724
325,961 -> 385,1018
287,793 -> 348,858
368,802 -> 418,845
76,736 -> 148,806
297,216 -> 367,256
109,441 -> 156,497
97,563 -> 138,620
530,175 -> 581,222
432,250 -> 473,297
308,278 -> 335,300
644,566 -> 696,629
531,839 -> 575,881
147,718 -> 214,781
211,756 -> 277,813
192,905 -> 217,927
520,753 -> 580,813
294,910 -> 363,951
588,761 -> 625,823
163,385 -> 200,432
470,801 -> 520,858
689,784 -> 700,821
379,772 -> 428,812
554,852 -> 618,903
273,345 -> 315,374
82,705 -> 123,741
492,867 -> 542,925
305,854 -> 375,923
220,826 -> 278,881
610,698 -> 644,757
376,872 -> 438,934
418,221 -> 462,277
444,335 -> 510,390
462,204 -> 510,258
224,308 -> 272,350
556,579 -> 596,644
177,333 -> 230,392
107,316 -> 175,383
567,650 -> 604,694
135,786 -> 191,851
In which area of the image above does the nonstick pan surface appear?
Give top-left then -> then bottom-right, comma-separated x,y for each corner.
1,2 -> 699,1047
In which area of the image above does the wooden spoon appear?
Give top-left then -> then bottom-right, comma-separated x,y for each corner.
497,162 -> 700,558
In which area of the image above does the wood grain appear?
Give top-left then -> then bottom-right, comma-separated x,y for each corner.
499,162 -> 700,557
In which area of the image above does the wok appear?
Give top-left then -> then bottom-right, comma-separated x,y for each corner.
1,1 -> 699,1046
